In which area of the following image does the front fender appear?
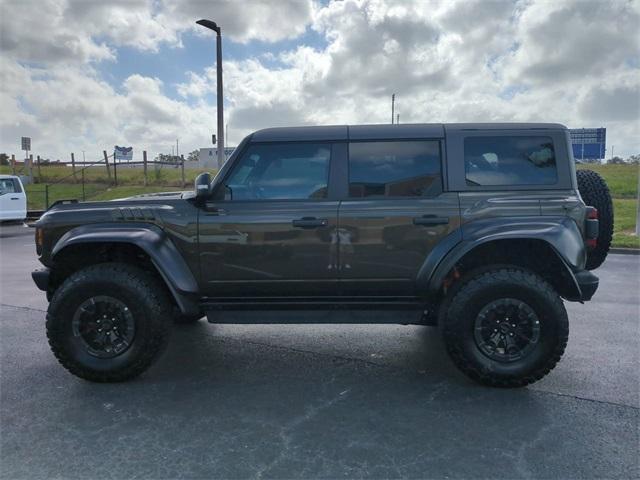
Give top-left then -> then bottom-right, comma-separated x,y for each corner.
419,216 -> 587,297
52,223 -> 199,313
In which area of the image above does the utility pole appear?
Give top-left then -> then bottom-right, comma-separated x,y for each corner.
391,93 -> 395,125
636,164 -> 640,236
71,152 -> 76,182
396,113 -> 399,125
197,19 -> 225,169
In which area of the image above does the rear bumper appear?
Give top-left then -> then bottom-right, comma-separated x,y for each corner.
32,268 -> 50,291
574,269 -> 599,301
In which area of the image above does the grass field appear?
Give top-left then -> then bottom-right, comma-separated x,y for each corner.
577,163 -> 638,198
24,184 -> 185,210
5,162 -> 638,248
578,164 -> 639,248
0,164 -> 210,187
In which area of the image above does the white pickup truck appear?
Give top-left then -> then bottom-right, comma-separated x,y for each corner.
0,175 -> 27,222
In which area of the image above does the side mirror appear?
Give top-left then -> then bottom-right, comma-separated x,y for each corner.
194,172 -> 212,200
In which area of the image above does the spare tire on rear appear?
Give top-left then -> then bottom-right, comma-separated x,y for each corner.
577,169 -> 614,270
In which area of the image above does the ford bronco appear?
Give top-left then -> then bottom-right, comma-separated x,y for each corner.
32,123 -> 613,387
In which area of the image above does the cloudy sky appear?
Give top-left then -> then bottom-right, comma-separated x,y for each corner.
1,0 -> 638,162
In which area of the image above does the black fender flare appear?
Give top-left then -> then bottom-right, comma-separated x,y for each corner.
52,223 -> 200,314
418,216 -> 587,300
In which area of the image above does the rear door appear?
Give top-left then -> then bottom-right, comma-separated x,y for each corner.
198,142 -> 340,298
0,177 -> 26,221
337,130 -> 460,297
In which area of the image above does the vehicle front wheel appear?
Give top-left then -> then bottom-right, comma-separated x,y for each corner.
439,267 -> 568,388
46,263 -> 172,382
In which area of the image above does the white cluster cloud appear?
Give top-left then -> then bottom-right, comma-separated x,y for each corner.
0,0 -> 638,161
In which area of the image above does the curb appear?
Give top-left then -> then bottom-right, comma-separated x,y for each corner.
610,248 -> 640,255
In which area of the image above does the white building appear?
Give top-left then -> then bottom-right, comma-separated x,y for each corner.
196,147 -> 236,169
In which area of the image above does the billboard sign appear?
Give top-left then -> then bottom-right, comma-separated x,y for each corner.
570,128 -> 606,160
114,146 -> 133,161
21,137 -> 31,151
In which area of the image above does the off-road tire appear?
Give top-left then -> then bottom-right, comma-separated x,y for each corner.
577,169 -> 613,270
440,267 -> 568,388
46,263 -> 172,382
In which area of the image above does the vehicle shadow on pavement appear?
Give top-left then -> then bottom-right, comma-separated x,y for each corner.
2,309 -> 637,480
0,222 -> 30,239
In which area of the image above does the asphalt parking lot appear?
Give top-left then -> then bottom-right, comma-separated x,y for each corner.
1,222 -> 638,479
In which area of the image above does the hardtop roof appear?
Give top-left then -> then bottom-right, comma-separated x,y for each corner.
250,123 -> 567,142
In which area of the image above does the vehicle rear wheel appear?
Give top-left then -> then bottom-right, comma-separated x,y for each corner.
46,263 -> 172,382
439,267 -> 568,388
577,169 -> 613,270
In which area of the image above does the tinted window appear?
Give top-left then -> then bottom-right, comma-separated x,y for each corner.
348,141 -> 441,198
464,136 -> 557,186
225,143 -> 330,200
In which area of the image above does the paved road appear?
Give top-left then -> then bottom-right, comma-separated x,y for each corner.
1,222 -> 638,479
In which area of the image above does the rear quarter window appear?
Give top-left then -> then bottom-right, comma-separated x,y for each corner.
464,136 -> 557,186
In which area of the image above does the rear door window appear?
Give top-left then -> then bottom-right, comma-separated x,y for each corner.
348,141 -> 442,198
464,136 -> 557,186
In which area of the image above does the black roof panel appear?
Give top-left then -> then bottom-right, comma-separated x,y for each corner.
349,124 -> 444,140
445,123 -> 567,131
251,125 -> 347,142
250,123 -> 567,143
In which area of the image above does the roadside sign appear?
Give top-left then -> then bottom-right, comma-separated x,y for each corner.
21,137 -> 31,151
114,146 -> 133,161
569,128 -> 606,160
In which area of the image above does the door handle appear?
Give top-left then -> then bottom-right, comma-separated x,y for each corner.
203,204 -> 226,216
10,197 -> 19,200
292,217 -> 328,229
413,215 -> 449,226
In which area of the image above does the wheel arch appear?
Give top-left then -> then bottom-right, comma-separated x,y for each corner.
420,217 -> 587,301
50,223 -> 199,314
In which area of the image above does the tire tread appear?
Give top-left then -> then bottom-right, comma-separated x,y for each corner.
46,263 -> 172,382
440,267 -> 568,388
577,169 -> 614,270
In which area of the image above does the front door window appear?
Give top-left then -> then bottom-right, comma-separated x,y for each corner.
225,143 -> 331,201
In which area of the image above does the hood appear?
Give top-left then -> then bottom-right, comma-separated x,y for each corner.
115,191 -> 193,201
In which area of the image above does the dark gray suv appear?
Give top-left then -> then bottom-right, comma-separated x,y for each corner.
32,123 -> 613,387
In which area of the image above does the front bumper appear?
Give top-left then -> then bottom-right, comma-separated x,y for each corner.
574,269 -> 599,301
32,268 -> 50,291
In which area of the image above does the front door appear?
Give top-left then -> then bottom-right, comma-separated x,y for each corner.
0,177 -> 26,221
198,142 -> 339,298
337,139 -> 460,297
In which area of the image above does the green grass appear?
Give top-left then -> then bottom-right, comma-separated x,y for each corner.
577,163 -> 638,198
0,164 -> 215,187
612,199 -> 640,248
25,184 -> 105,210
577,164 -> 639,248
25,184 -> 185,210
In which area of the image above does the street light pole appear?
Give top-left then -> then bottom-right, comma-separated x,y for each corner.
196,19 -> 225,169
